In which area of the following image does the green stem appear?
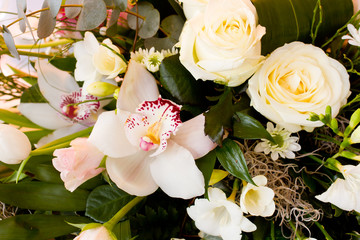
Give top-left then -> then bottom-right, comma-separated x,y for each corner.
288,220 -> 303,240
104,196 -> 145,230
31,142 -> 71,156
0,50 -> 54,58
67,97 -> 113,107
15,39 -> 75,49
306,154 -> 324,165
16,155 -> 31,183
227,178 -> 240,202
314,221 -> 334,240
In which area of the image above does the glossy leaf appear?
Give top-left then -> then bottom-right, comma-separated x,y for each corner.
37,0 -> 56,39
65,0 -> 83,18
77,0 -> 107,31
195,150 -> 216,198
0,214 -> 91,240
127,2 -> 160,39
50,57 -> 77,72
253,0 -> 353,54
2,25 -> 20,60
113,220 -> 132,240
233,111 -> 274,142
86,185 -> 134,222
216,139 -> 255,185
0,108 -> 44,129
159,55 -> 204,105
0,181 -> 89,211
20,83 -> 48,103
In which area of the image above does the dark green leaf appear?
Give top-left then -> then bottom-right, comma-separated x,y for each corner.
21,83 -> 48,103
50,57 -> 77,72
253,0 -> 353,54
233,111 -> 274,142
86,185 -> 134,222
159,55 -> 204,105
0,109 -> 44,129
106,8 -> 121,36
24,162 -> 62,184
77,0 -> 107,31
195,150 -> 216,198
0,182 -> 89,211
2,25 -> 19,60
127,2 -> 160,39
65,0 -> 82,18
0,214 -> 91,240
204,88 -> 236,145
301,170 -> 317,193
37,0 -> 56,39
113,220 -> 131,240
216,139 -> 255,185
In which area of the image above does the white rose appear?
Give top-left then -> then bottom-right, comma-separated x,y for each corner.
178,0 -> 265,87
180,0 -> 208,19
247,41 -> 350,132
0,124 -> 31,164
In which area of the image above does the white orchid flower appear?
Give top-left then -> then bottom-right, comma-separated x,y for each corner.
316,164 -> 360,212
240,175 -> 275,217
88,60 -> 216,199
342,24 -> 360,47
18,60 -> 113,147
187,187 -> 257,240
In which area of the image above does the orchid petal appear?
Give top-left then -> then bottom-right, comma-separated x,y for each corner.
150,140 -> 205,199
117,60 -> 159,112
18,102 -> 72,130
36,59 -> 79,111
106,151 -> 158,196
88,110 -> 138,158
173,114 -> 216,159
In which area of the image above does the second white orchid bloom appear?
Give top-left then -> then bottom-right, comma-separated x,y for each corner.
89,61 -> 216,199
240,175 -> 275,217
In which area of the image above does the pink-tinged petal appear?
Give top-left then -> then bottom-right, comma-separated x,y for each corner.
117,60 -> 159,112
173,114 -> 217,159
18,102 -> 72,130
36,123 -> 87,148
53,137 -> 104,192
150,140 -> 205,199
106,151 -> 158,196
88,110 -> 138,158
36,59 -> 80,111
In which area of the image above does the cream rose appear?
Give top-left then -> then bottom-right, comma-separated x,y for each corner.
180,0 -> 208,19
178,0 -> 265,87
247,41 -> 350,132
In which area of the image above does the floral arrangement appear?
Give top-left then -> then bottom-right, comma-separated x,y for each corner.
0,0 -> 360,239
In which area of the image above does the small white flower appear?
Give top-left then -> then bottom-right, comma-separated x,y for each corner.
161,47 -> 179,58
144,51 -> 164,72
131,47 -> 178,72
342,24 -> 360,47
254,122 -> 301,161
187,187 -> 256,240
130,48 -> 150,64
316,164 -> 360,212
240,175 -> 275,217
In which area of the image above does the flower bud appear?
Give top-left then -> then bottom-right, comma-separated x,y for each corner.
349,108 -> 360,129
87,82 -> 119,97
350,125 -> 360,144
0,124 -> 31,164
74,225 -> 116,240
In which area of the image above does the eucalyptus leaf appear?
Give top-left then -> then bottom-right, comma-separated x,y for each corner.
77,0 -> 107,31
195,150 -> 216,198
0,182 -> 89,211
65,0 -> 83,18
37,0 -> 56,39
0,108 -> 44,129
113,0 -> 127,11
2,25 -> 20,60
48,0 -> 62,18
16,0 -> 26,33
127,2 -> 160,39
0,215 -> 91,240
85,185 -> 134,222
106,7 -> 121,36
233,111 -> 274,142
216,139 -> 255,185
159,55 -> 204,105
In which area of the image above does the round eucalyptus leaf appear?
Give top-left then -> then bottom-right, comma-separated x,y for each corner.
48,0 -> 62,18
2,25 -> 20,60
37,0 -> 56,39
127,2 -> 160,39
76,0 -> 107,31
65,0 -> 83,19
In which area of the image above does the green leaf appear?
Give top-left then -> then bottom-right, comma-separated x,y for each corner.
113,220 -> 132,240
86,185 -> 134,222
253,0 -> 353,54
49,57 -> 77,72
204,88 -> 236,145
21,83 -> 48,103
0,109 -> 44,129
159,55 -> 204,105
37,0 -> 56,39
195,150 -> 216,198
77,0 -> 107,31
233,112 -> 274,142
216,139 -> 255,185
127,2 -> 160,39
0,214 -> 91,240
0,182 -> 89,211
24,129 -> 53,143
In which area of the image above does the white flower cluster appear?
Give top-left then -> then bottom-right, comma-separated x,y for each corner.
130,47 -> 178,72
